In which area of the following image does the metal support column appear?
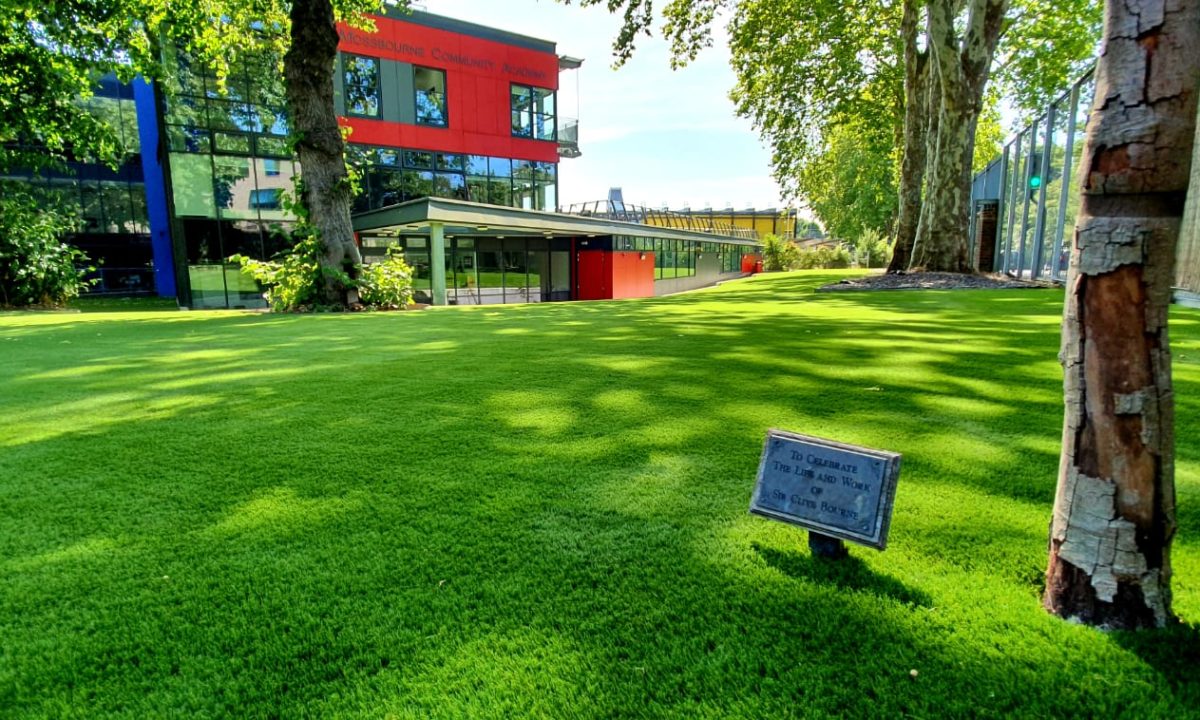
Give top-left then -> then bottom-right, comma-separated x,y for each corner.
1015,128 -> 1036,277
996,146 -> 1010,273
1031,109 -> 1055,278
430,221 -> 447,306
1051,83 -> 1082,281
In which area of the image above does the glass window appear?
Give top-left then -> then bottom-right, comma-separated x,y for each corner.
434,172 -> 466,200
511,84 -> 555,140
467,155 -> 489,175
534,161 -> 557,211
504,239 -> 530,302
489,157 -> 512,177
212,155 -> 256,220
170,153 -> 217,218
256,136 -> 291,158
249,188 -> 283,210
255,159 -> 295,221
511,85 -> 532,138
488,177 -> 512,206
513,160 -> 535,210
476,240 -> 505,304
214,132 -> 252,154
414,66 -> 447,126
403,169 -> 435,200
344,55 -> 381,117
467,176 -> 489,204
262,107 -> 289,137
532,87 -> 556,141
403,150 -> 434,170
167,125 -> 211,154
437,154 -> 465,172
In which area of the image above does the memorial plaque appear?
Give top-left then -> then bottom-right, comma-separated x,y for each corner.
749,429 -> 901,550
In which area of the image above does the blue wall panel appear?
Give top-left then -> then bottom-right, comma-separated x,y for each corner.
134,78 -> 176,298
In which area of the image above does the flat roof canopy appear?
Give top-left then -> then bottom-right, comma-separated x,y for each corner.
352,197 -> 762,247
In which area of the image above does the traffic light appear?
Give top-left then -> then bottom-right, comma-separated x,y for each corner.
1027,152 -> 1043,199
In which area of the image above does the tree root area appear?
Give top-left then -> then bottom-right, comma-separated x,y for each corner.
818,271 -> 1058,292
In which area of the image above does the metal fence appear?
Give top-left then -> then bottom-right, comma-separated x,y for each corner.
969,69 -> 1096,281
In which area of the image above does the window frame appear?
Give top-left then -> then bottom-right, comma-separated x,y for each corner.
510,83 -> 556,142
343,54 -> 382,119
414,66 -> 449,127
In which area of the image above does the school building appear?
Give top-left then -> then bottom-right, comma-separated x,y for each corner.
6,7 -> 760,308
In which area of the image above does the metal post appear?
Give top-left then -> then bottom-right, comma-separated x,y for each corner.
1031,109 -> 1055,279
1003,140 -> 1021,274
996,146 -> 1010,273
809,532 -> 848,559
1051,82 -> 1082,281
430,221 -> 447,306
1015,128 -> 1036,277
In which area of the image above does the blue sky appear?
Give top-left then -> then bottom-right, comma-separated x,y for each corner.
423,0 -> 788,211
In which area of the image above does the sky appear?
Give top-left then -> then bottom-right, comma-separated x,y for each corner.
421,0 -> 789,211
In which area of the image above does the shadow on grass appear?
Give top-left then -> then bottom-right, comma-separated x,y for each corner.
752,542 -> 933,608
2,270 -> 1199,717
1111,622 -> 1200,705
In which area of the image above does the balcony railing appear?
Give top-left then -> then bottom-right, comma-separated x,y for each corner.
558,117 -> 581,158
563,200 -> 760,240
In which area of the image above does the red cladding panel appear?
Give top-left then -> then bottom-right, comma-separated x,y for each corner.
741,254 -> 762,273
337,15 -> 559,162
576,251 -> 655,301
611,252 -> 655,299
576,251 -> 611,301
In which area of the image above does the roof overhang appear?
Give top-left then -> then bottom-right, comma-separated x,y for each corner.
352,197 -> 762,247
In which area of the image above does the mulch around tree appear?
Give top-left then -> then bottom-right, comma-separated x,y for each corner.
817,271 -> 1059,292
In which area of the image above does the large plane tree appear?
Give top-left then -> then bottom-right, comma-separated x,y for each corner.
1043,0 -> 1199,629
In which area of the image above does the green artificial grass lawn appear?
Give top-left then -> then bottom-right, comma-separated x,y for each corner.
2,270 -> 1199,718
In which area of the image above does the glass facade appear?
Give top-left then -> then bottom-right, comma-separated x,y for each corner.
612,236 -> 748,279
972,69 -> 1096,282
163,44 -> 562,308
2,75 -> 154,294
360,236 -> 572,305
357,234 -> 752,306
350,147 -> 556,213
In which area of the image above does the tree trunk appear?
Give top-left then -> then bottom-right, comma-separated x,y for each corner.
285,0 -> 361,305
1177,100 -> 1200,293
909,0 -> 1007,273
1044,0 -> 1199,630
889,0 -> 928,274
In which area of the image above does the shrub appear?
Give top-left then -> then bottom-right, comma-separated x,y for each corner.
231,232 -> 331,312
853,229 -> 893,268
761,234 -> 800,271
233,235 -> 413,312
0,183 -> 93,308
358,247 -> 414,309
796,244 -> 854,269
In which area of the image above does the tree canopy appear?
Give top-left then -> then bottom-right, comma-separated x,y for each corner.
2,1 -> 150,171
568,0 -> 1101,259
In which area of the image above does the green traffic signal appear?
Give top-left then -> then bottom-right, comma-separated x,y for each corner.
1029,175 -> 1043,190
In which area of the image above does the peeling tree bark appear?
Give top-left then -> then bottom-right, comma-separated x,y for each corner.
1044,0 -> 1200,630
889,0 -> 928,274
909,0 -> 1007,273
285,0 -> 362,305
